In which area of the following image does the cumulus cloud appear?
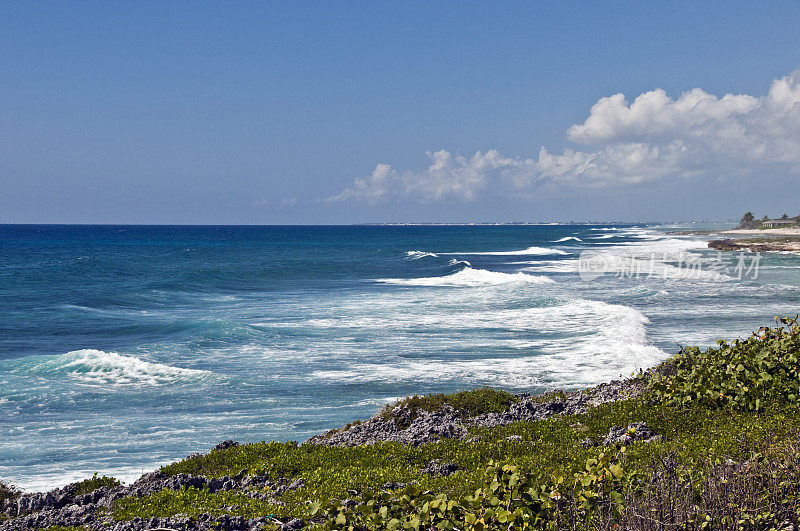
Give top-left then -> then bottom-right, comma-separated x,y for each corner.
324,151 -> 539,203
327,70 -> 800,202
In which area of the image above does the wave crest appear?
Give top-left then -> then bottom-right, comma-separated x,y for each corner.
374,267 -> 555,287
440,246 -> 568,256
406,251 -> 438,260
310,299 -> 666,388
17,349 -> 212,387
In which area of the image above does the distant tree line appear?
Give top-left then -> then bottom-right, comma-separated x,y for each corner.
738,212 -> 800,229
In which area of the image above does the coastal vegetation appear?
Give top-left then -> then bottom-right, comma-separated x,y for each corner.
379,388 -> 520,421
73,475 -> 120,497
738,211 -> 800,229
0,482 -> 19,506
6,319 -> 800,529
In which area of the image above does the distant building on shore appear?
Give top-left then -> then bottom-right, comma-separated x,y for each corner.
761,219 -> 796,228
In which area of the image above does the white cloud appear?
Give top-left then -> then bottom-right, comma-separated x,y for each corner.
324,151 -> 539,203
327,70 -> 800,202
324,163 -> 395,204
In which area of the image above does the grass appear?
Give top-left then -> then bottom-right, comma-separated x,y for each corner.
379,387 -> 519,421
73,473 -> 120,496
112,396 -> 800,526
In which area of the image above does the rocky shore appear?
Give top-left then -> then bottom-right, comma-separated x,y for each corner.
709,238 -> 800,253
309,377 -> 645,447
0,377 -> 651,531
0,447 -> 306,531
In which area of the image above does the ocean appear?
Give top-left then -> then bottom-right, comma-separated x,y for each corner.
2,223 -> 799,492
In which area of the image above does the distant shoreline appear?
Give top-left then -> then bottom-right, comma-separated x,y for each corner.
670,226 -> 800,252
721,227 -> 800,236
709,237 -> 800,253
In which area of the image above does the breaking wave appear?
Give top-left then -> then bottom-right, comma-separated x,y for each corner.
374,267 -> 555,287
439,246 -> 568,256
406,251 -> 438,260
310,299 -> 666,388
7,349 -> 212,387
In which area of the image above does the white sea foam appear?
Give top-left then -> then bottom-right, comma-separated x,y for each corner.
310,299 -> 667,389
439,246 -> 568,256
520,262 -> 583,274
447,258 -> 471,267
553,236 -> 582,242
590,234 -> 616,239
578,251 -> 731,281
374,267 -> 555,287
518,235 -> 731,281
20,349 -> 211,387
406,250 -> 438,259
617,237 -> 708,257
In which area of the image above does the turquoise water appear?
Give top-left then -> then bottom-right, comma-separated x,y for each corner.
1,224 -> 799,491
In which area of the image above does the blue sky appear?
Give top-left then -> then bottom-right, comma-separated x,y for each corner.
3,2 -> 800,224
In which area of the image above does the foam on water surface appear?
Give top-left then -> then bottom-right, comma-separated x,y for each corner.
406,250 -> 438,259
5,349 -> 213,387
374,267 -> 555,287
437,245 -> 569,256
310,299 -> 666,388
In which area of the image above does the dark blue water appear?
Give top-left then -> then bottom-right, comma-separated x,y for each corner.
2,224 -> 799,491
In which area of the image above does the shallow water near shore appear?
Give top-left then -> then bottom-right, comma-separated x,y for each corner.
2,223 -> 799,492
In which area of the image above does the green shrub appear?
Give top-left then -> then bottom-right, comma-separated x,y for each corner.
650,317 -> 800,411
101,397 -> 800,527
73,473 -> 120,495
0,481 -> 20,504
318,449 -> 639,530
112,485 -> 288,521
382,388 -> 519,421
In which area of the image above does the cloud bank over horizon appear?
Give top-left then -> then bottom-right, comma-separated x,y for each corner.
327,70 -> 800,204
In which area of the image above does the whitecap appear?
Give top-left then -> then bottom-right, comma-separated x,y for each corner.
310,299 -> 666,389
374,267 -> 555,287
616,237 -> 709,257
439,246 -> 568,256
10,350 -> 212,387
519,236 -> 731,281
405,251 -> 438,260
553,236 -> 582,242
